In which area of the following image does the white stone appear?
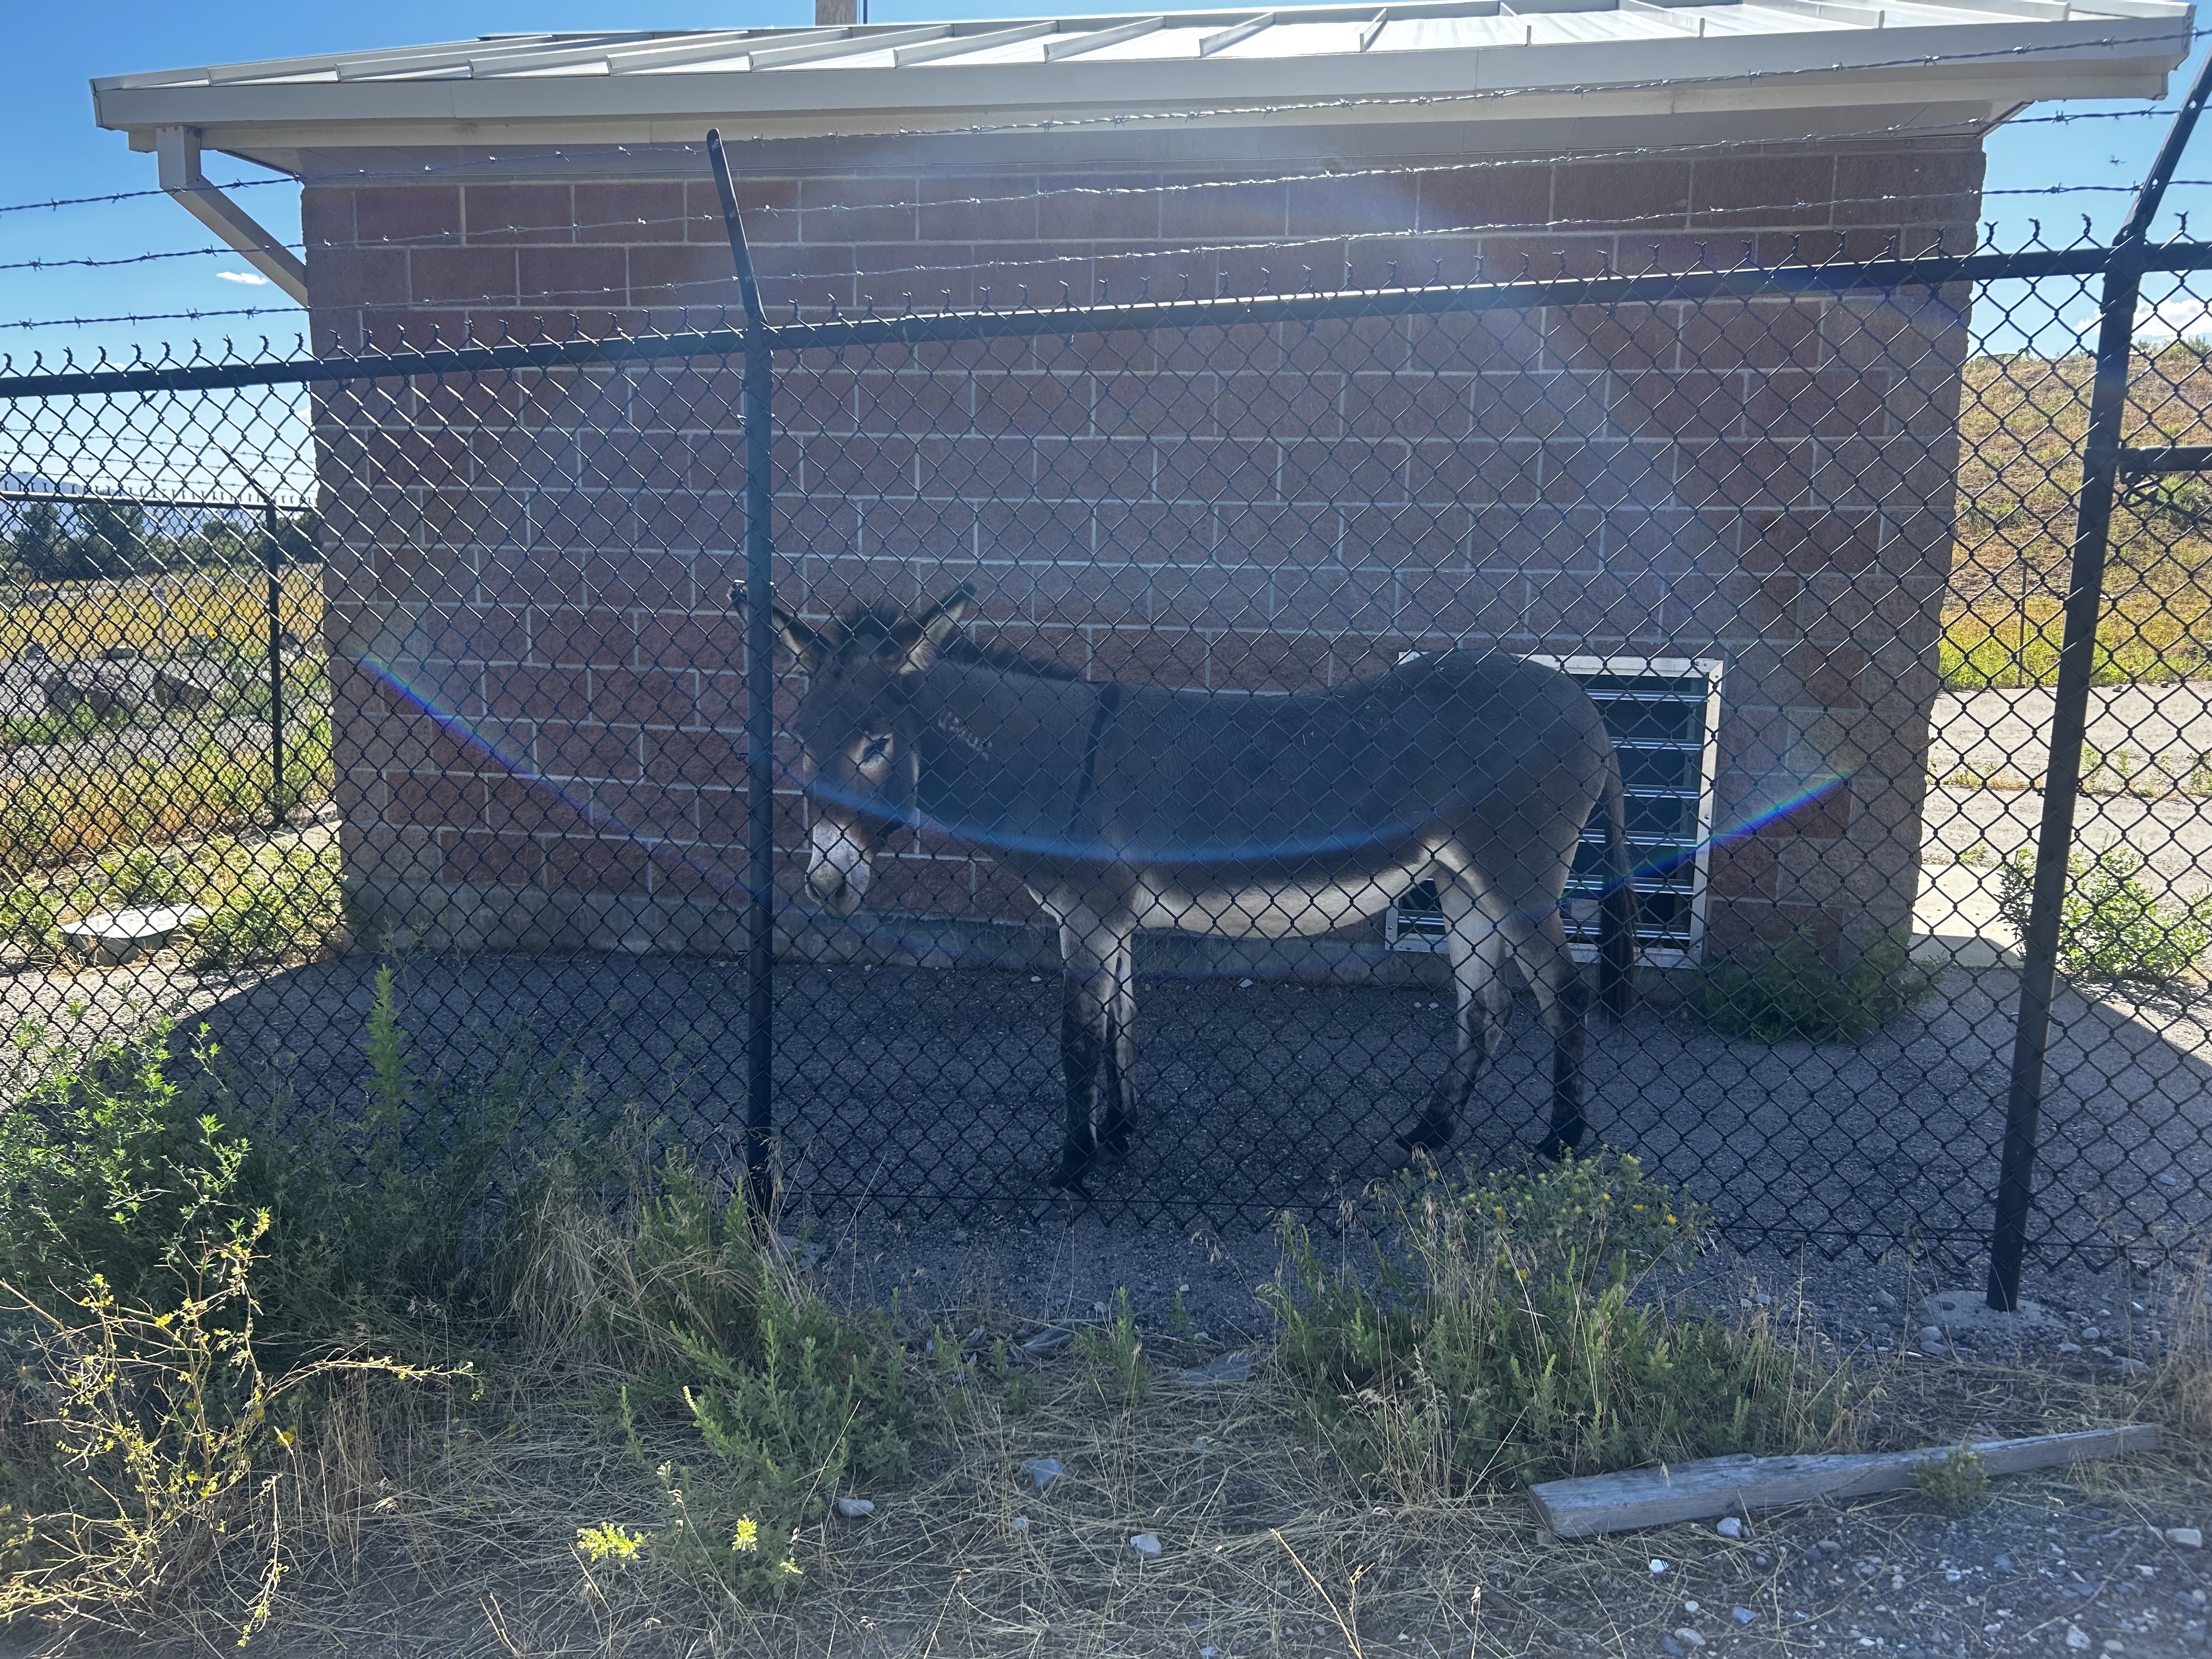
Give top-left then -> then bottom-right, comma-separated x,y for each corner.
2059,1342 -> 2083,1355
1716,1517 -> 1745,1540
1025,1457 -> 1063,1489
58,905 -> 207,966
2167,1527 -> 2203,1549
1177,1351 -> 1257,1390
2067,1626 -> 2091,1650
835,1497 -> 874,1519
1672,1629 -> 1706,1649
1009,1515 -> 1030,1533
1876,1290 -> 1899,1311
1650,1559 -> 1671,1575
1733,1609 -> 1757,1626
1130,1532 -> 1161,1558
2083,1327 -> 2102,1341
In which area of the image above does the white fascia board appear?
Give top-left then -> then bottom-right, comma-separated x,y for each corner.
94,13 -> 2191,146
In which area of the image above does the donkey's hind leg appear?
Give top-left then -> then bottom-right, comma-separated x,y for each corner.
1049,907 -> 1133,1193
1397,874 -> 1511,1160
1097,936 -> 1138,1163
1513,905 -> 1591,1161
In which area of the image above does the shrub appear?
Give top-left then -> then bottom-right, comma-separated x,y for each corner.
0,1019 -> 248,1306
1697,930 -> 1942,1043
189,842 -> 342,969
236,964 -> 594,1328
0,887 -> 63,959
1914,1445 -> 1989,1514
0,1012 -> 474,1643
1263,1154 -> 1855,1496
91,847 -> 191,911
506,1158 -> 915,1602
0,1220 -> 444,1643
1998,847 -> 2212,983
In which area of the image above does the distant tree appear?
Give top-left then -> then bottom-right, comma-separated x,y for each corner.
74,500 -> 148,576
9,501 -> 68,580
272,510 -> 322,566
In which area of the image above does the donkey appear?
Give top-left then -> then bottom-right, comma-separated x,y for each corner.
738,583 -> 1636,1192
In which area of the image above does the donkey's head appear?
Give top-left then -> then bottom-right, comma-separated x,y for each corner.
733,583 -> 973,916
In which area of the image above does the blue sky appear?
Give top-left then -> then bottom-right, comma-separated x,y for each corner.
0,0 -> 2207,366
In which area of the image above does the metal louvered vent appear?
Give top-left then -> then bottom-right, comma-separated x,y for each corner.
1386,656 -> 1722,964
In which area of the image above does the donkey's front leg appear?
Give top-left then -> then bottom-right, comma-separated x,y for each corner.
1051,915 -> 1131,1193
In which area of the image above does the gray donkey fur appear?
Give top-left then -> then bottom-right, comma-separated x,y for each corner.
740,583 -> 1636,1192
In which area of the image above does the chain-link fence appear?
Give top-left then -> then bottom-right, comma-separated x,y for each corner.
5,197 -> 2212,1293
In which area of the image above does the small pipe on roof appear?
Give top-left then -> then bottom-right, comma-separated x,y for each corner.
154,126 -> 307,304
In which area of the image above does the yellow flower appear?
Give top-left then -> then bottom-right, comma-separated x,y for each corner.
774,1557 -> 805,1579
732,1517 -> 760,1553
577,1523 -> 647,1563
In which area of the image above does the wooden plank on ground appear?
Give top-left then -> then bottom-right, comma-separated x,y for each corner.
1528,1425 -> 2162,1538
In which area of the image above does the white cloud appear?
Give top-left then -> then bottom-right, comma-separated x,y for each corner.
216,269 -> 271,286
2132,295 -> 2212,341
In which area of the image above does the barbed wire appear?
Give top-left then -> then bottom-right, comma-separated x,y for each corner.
0,25 -> 2198,223
0,153 -> 2190,286
228,190 -> 2212,321
8,182 -> 2194,335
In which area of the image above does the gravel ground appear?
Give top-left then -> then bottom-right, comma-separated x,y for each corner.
1931,684 -> 2212,781
180,950 -> 2211,1273
1501,1478 -> 2212,1658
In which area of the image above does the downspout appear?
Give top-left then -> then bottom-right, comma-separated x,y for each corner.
154,125 -> 308,304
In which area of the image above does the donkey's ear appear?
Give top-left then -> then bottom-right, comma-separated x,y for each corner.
732,583 -> 826,673
890,583 -> 973,676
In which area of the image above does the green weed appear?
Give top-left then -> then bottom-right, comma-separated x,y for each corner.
1077,1287 -> 1149,1410
1697,930 -> 1943,1043
560,1169 -> 917,1602
1999,847 -> 2212,982
190,842 -> 342,969
1263,1154 -> 1856,1498
1913,1444 -> 1990,1515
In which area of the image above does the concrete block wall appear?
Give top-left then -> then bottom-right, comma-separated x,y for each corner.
303,126 -> 1980,962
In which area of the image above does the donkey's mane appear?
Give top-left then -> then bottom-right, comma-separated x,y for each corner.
835,601 -> 1086,682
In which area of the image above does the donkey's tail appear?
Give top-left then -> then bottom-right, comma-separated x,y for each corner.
1598,743 -> 1638,1015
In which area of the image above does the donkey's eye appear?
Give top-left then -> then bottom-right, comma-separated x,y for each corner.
857,733 -> 894,769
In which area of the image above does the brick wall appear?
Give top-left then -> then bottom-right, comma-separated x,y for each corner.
305,125 -> 1979,964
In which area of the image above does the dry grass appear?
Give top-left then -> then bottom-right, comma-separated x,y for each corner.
0,570 -> 320,663
18,1232 -> 2206,1659
1946,346 -> 2212,687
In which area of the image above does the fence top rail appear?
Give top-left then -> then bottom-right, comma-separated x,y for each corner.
3,238 -> 2210,400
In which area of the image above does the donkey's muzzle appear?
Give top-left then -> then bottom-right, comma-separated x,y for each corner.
806,819 -> 872,917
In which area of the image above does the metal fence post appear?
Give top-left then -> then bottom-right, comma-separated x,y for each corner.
263,499 -> 285,831
1985,55 -> 2212,1312
709,130 -> 779,1220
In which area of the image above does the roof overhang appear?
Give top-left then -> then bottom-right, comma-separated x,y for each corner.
91,0 -> 2196,174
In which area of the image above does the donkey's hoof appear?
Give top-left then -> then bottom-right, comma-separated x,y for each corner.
1097,1123 -> 1135,1164
1048,1151 -> 1096,1193
1389,1126 -> 1450,1170
1536,1132 -> 1583,1164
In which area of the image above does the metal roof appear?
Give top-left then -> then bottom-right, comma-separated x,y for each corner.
92,0 -> 2196,158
